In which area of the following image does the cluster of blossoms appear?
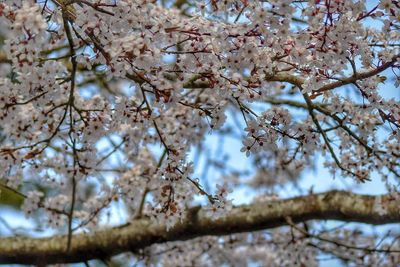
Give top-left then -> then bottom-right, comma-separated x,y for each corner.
128,225 -> 399,266
0,0 -> 399,265
203,183 -> 233,219
21,190 -> 43,217
141,233 -> 317,267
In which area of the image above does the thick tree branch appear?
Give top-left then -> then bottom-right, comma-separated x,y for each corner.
0,190 -> 399,265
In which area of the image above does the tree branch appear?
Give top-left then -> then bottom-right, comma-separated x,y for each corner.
314,55 -> 399,93
0,190 -> 399,265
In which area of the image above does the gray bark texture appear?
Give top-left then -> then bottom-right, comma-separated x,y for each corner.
0,190 -> 399,265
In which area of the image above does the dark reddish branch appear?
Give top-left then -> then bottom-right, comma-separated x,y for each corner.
0,191 -> 399,265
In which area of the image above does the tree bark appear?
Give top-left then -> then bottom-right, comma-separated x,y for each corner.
0,190 -> 399,265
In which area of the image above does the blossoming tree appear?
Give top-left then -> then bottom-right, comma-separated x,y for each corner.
0,0 -> 399,265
